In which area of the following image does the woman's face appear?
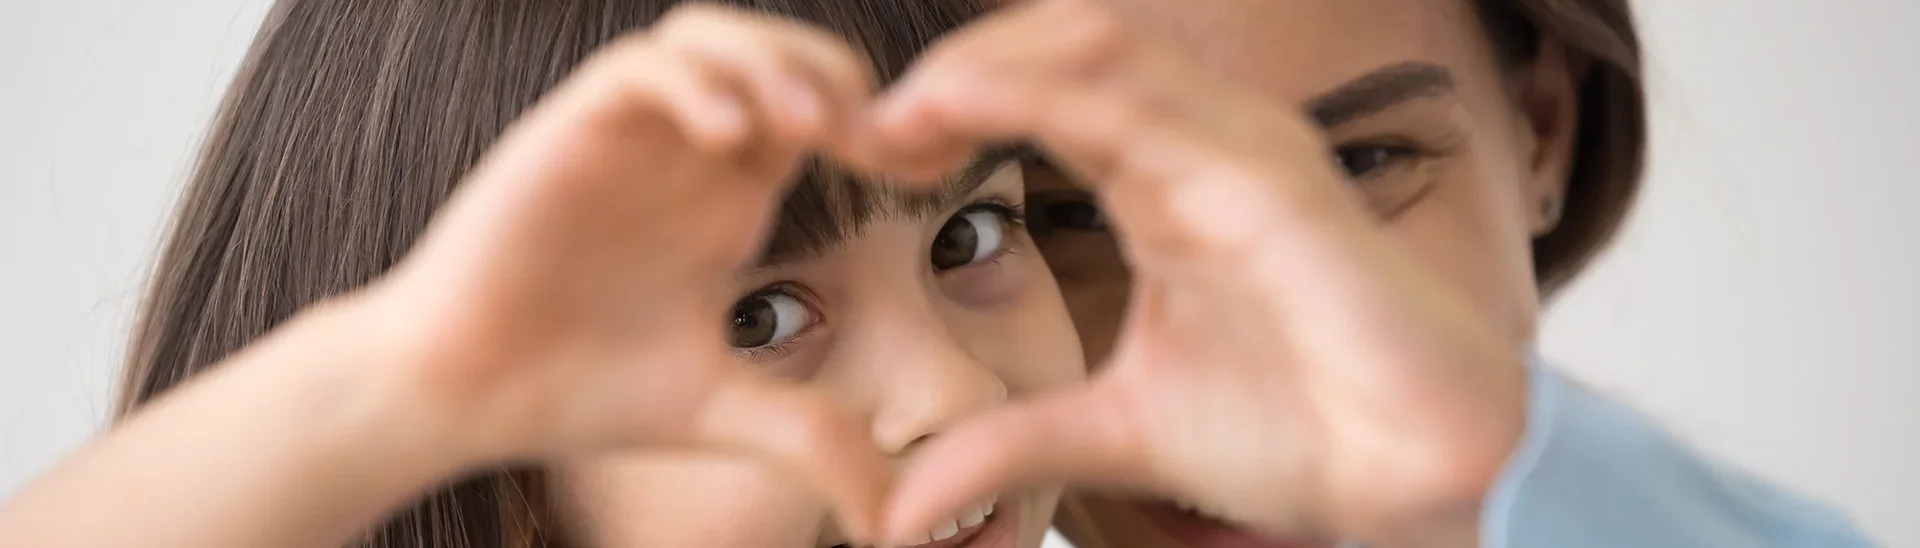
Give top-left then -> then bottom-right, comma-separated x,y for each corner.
554,158 -> 1084,548
1027,0 -> 1580,546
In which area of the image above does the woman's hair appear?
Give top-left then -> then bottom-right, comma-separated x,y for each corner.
1477,0 -> 1646,295
117,0 -> 984,546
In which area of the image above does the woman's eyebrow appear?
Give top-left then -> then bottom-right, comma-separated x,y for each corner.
1306,62 -> 1456,128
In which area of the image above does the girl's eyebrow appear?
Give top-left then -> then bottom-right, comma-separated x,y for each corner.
752,144 -> 1042,269
933,143 -> 1042,213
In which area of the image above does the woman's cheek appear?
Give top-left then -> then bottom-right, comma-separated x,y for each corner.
1384,164 -> 1543,343
556,455 -> 825,547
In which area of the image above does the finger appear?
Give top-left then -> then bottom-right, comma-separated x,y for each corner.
890,76 -> 1150,180
652,10 -> 819,146
660,8 -> 872,149
760,17 -> 879,136
860,131 -> 980,187
570,42 -> 752,152
696,372 -> 891,543
762,27 -> 900,178
877,39 -> 1370,283
879,74 -> 1247,267
853,0 -> 1108,178
864,91 -> 1002,185
672,44 -> 827,148
880,383 -> 1151,546
869,3 -> 1179,187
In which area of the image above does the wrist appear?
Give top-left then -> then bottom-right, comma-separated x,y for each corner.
34,297 -> 502,546
263,296 -> 500,480
1339,352 -> 1528,548
1338,456 -> 1494,548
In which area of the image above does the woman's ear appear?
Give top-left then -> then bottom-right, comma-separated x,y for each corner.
1513,38 -> 1587,237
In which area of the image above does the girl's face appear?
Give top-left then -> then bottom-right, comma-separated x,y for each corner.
554,158 -> 1083,548
1027,0 -> 1580,546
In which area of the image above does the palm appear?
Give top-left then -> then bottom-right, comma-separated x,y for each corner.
876,1 -> 1528,541
1103,236 -> 1523,534
337,7 -> 897,537
1098,277 -> 1327,528
376,96 -> 788,455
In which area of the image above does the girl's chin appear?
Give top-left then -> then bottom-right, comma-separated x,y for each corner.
1134,501 -> 1333,548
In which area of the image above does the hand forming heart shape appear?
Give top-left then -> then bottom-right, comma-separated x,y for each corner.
336,0 -> 1528,544
865,2 -> 1527,546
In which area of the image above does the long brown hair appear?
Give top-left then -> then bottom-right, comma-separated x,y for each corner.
116,0 -> 984,546
1477,0 -> 1646,294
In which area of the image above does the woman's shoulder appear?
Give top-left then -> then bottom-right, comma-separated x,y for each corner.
1480,360 -> 1875,547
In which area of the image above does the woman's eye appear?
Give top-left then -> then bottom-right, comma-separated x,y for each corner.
1030,199 -> 1106,234
930,207 -> 1011,271
1333,144 -> 1416,180
727,291 -> 814,350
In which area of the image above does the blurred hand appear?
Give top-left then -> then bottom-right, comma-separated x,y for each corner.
340,4 -> 890,540
869,0 -> 1528,545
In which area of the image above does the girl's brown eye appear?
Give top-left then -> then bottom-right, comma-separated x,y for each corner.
727,291 -> 811,349
930,207 -> 1011,271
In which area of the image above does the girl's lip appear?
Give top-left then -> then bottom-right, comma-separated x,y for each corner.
887,496 -> 1021,548
1135,500 -> 1327,548
927,496 -> 1019,548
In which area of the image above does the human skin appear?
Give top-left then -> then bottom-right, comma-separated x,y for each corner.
0,6 -> 1085,548
0,0 -> 1580,546
869,0 -> 1581,547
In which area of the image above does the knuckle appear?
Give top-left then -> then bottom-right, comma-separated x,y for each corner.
665,25 -> 786,74
1060,4 -> 1136,73
777,18 -> 843,47
660,3 -> 732,28
1175,177 -> 1274,256
575,41 -> 687,101
657,4 -> 764,48
1126,175 -> 1272,262
1073,6 -> 1130,47
1101,90 -> 1160,133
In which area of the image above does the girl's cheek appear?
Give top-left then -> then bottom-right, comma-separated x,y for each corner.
942,254 -> 1034,309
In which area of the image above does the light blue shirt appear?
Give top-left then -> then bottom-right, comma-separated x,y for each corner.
1047,356 -> 1878,548
1476,357 -> 1877,547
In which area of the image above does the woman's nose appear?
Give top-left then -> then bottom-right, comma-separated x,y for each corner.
863,328 -> 1010,456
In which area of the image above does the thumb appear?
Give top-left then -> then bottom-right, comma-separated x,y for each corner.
881,382 -> 1150,545
696,372 -> 892,543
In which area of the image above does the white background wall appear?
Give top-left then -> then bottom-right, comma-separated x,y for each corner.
2,0 -> 1916,545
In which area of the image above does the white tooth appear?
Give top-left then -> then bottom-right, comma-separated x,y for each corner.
959,504 -> 986,528
982,498 -> 996,516
931,519 -> 960,541
910,530 -> 933,546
